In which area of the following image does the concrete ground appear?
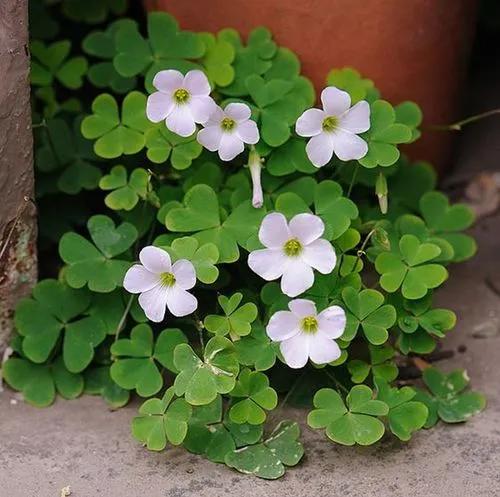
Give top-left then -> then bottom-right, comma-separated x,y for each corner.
1,62 -> 500,497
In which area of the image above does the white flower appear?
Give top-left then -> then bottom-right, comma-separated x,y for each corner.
123,246 -> 198,323
295,86 -> 370,167
267,299 -> 346,368
197,103 -> 259,161
247,212 -> 336,297
146,69 -> 215,137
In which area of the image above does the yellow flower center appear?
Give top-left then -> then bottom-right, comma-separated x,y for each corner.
301,316 -> 318,334
221,117 -> 236,131
322,115 -> 339,132
173,88 -> 190,104
284,238 -> 302,257
160,272 -> 176,287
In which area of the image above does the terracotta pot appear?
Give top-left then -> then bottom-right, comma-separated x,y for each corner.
146,0 -> 478,173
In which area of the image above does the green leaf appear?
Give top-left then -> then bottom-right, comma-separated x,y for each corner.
99,166 -> 151,211
81,92 -> 150,159
204,293 -> 258,338
375,234 -> 448,299
62,0 -> 127,24
266,138 -> 316,176
114,12 -> 205,91
31,40 -> 88,89
174,336 -> 240,405
84,366 -> 130,408
224,420 -> 303,479
234,322 -> 278,371
308,386 -> 388,446
145,125 -> 202,168
3,356 -> 83,407
421,368 -> 486,423
342,288 -> 396,345
199,31 -> 235,87
374,378 -> 428,440
132,387 -> 192,450
326,67 -> 379,103
229,369 -> 278,424
348,344 -> 398,383
60,215 -> 137,293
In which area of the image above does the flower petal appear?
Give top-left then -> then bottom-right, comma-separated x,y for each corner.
280,333 -> 310,369
172,259 -> 196,290
318,305 -> 347,339
165,106 -> 196,137
218,133 -> 244,161
183,69 -> 211,96
138,285 -> 168,323
302,239 -> 336,274
189,95 -> 216,124
153,69 -> 184,93
258,212 -> 290,248
331,129 -> 368,161
266,310 -> 300,341
205,105 -> 225,126
321,86 -> 351,116
295,108 -> 325,137
197,125 -> 223,152
339,100 -> 371,133
225,102 -> 251,122
123,264 -> 160,293
309,335 -> 341,364
305,133 -> 334,168
280,259 -> 314,297
288,299 -> 317,318
236,120 -> 259,144
289,213 -> 325,245
166,287 -> 198,317
248,248 -> 286,280
146,92 -> 174,123
139,246 -> 172,274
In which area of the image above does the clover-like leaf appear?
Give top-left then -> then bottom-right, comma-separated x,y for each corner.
144,125 -> 202,168
342,288 -> 396,345
416,368 -> 486,425
35,116 -> 102,194
114,12 -> 205,91
375,234 -> 448,299
132,387 -> 192,450
419,191 -> 477,262
99,166 -> 152,211
348,344 -> 398,383
326,67 -> 379,103
59,215 -> 137,293
14,279 -> 106,372
165,184 -> 266,263
229,369 -> 278,424
359,100 -> 413,168
224,420 -> 303,479
2,356 -> 84,407
83,19 -> 138,93
81,92 -> 150,159
218,27 -> 276,97
204,293 -> 258,338
308,386 -> 388,446
234,322 -> 278,372
62,0 -> 127,24
110,325 -> 187,397
374,377 -> 428,440
395,101 -> 423,142
84,366 -> 130,408
173,336 -> 240,405
199,31 -> 235,87
31,40 -> 88,89
266,138 -> 316,176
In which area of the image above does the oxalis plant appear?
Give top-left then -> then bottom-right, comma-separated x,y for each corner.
3,2 -> 487,480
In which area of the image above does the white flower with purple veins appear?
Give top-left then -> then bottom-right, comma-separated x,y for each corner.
267,299 -> 346,368
146,69 -> 215,137
123,246 -> 197,323
197,103 -> 259,161
296,86 -> 371,167
248,212 -> 336,297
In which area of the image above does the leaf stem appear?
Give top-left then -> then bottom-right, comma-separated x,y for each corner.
325,370 -> 349,395
114,294 -> 135,342
347,163 -> 360,197
431,108 -> 500,131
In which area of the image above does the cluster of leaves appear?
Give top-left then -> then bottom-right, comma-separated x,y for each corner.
2,3 -> 485,482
